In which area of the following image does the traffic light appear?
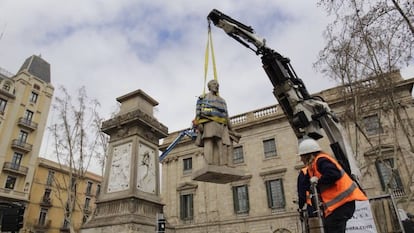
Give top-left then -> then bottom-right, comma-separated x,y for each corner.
157,218 -> 165,232
1,206 -> 25,232
156,213 -> 165,233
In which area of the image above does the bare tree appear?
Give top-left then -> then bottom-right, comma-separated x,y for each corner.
315,0 -> 414,211
316,0 -> 413,80
49,86 -> 108,233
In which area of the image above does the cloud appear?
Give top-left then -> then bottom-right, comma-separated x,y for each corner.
2,1 -> 411,173
0,0 -> 334,138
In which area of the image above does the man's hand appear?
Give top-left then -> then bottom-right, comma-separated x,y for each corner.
192,119 -> 204,133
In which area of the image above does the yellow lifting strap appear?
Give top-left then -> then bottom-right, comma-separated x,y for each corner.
195,21 -> 226,126
203,21 -> 218,96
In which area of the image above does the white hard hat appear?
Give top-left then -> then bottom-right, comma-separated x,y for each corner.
298,138 -> 321,155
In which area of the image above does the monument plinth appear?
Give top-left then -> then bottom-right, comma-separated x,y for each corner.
81,90 -> 168,233
192,165 -> 245,184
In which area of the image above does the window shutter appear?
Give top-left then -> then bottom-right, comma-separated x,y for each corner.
189,194 -> 194,218
232,187 -> 238,212
180,195 -> 184,219
279,179 -> 286,208
265,181 -> 272,208
245,185 -> 249,212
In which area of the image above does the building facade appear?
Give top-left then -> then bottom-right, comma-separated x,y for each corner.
0,55 -> 54,215
160,71 -> 414,233
25,157 -> 102,233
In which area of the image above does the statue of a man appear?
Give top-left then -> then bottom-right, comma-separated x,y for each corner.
193,80 -> 240,166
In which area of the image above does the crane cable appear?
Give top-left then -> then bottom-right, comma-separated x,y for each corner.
194,21 -> 226,126
203,20 -> 218,96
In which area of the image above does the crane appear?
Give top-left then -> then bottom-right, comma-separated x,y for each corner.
206,9 -> 361,180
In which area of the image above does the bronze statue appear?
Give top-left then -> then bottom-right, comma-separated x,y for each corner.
193,80 -> 241,166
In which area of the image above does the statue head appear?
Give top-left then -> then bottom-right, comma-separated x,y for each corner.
207,80 -> 219,93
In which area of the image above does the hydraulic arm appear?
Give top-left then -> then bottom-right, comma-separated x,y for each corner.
159,128 -> 197,161
207,9 -> 360,179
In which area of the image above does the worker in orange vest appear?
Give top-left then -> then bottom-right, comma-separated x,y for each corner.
298,138 -> 367,233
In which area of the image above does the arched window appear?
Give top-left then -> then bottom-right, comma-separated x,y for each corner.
274,228 -> 291,233
3,81 -> 11,91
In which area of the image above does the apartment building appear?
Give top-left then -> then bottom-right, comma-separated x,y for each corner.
24,158 -> 102,233
160,71 -> 414,233
0,55 -> 54,211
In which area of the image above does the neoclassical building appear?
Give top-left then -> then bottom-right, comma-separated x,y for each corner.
0,55 -> 54,227
25,158 -> 102,233
160,71 -> 414,233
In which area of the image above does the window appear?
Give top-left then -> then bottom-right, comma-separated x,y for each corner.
71,177 -> 77,191
3,83 -> 10,91
29,91 -> 39,103
232,185 -> 249,214
18,130 -> 29,143
24,110 -> 34,122
46,170 -> 54,186
86,181 -> 93,195
0,98 -> 7,114
38,208 -> 48,225
83,215 -> 88,223
96,184 -> 101,197
376,158 -> 404,193
5,176 -> 17,189
180,194 -> 193,220
233,146 -> 244,164
62,219 -> 69,229
266,179 -> 285,209
65,202 -> 70,212
43,188 -> 51,203
363,114 -> 383,135
84,197 -> 91,210
11,152 -> 23,169
183,158 -> 192,172
263,138 -> 277,158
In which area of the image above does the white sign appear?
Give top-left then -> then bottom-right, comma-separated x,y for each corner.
346,200 -> 378,233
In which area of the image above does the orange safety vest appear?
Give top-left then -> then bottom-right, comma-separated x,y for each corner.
308,153 -> 367,217
301,167 -> 312,206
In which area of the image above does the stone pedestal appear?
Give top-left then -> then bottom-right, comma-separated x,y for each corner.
192,165 -> 245,184
81,197 -> 163,233
81,90 -> 168,233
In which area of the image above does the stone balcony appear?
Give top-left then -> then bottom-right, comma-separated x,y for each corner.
33,219 -> 51,230
2,162 -> 28,176
11,139 -> 32,153
40,197 -> 52,207
17,117 -> 38,131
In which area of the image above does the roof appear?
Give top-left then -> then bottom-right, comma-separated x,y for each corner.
18,55 -> 51,83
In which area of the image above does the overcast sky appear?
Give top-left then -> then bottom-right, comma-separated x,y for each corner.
1,1 -> 413,172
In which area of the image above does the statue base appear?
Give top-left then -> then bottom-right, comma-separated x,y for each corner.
192,165 -> 245,184
80,197 -> 165,233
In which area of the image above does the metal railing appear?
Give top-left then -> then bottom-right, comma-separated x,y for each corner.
18,117 -> 38,130
34,219 -> 51,229
11,139 -> 32,152
40,197 -> 52,206
2,162 -> 28,175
